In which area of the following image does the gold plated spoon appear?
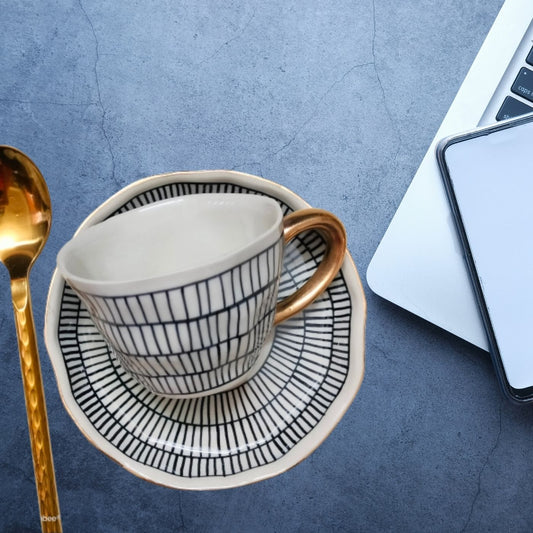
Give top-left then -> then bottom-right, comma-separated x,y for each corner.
0,146 -> 61,532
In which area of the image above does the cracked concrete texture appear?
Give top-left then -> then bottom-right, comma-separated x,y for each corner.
78,0 -> 118,188
2,1 -> 532,532
461,402 -> 503,532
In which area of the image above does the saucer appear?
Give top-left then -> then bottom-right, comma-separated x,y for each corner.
44,170 -> 366,490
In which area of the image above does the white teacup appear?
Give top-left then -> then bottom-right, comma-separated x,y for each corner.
56,194 -> 346,397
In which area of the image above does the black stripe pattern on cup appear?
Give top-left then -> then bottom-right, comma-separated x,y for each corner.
56,180 -> 351,479
74,238 -> 283,396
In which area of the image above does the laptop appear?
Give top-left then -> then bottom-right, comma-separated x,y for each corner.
366,0 -> 533,351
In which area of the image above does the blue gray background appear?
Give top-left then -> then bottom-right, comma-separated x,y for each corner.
2,1 -> 532,532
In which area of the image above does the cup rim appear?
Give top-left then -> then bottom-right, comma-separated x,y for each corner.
56,193 -> 284,296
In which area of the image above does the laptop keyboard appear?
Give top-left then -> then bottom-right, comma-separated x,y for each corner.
496,46 -> 533,120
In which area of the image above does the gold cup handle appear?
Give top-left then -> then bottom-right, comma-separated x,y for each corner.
274,208 -> 347,325
11,277 -> 62,533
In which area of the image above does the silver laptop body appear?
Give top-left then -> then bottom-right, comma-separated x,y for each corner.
367,0 -> 533,351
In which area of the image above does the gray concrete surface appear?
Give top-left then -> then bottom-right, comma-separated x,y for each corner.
3,1 -> 532,532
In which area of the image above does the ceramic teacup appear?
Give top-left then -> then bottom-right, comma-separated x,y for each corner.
56,193 -> 346,398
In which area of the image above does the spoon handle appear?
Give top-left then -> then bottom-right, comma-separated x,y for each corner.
10,276 -> 62,533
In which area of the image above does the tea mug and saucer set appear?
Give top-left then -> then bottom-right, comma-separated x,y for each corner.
44,170 -> 366,490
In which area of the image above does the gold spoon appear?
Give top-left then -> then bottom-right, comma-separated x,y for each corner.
0,146 -> 62,532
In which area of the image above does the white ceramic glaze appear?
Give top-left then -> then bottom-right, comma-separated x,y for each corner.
56,194 -> 283,293
44,170 -> 366,490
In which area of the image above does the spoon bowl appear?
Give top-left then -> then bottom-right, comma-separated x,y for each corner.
0,147 -> 50,271
0,146 -> 61,532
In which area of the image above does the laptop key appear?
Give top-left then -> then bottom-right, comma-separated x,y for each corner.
496,95 -> 533,121
511,67 -> 533,101
527,46 -> 533,66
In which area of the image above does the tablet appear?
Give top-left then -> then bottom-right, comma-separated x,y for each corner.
437,114 -> 533,403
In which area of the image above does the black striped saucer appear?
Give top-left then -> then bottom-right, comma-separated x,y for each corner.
44,170 -> 366,490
